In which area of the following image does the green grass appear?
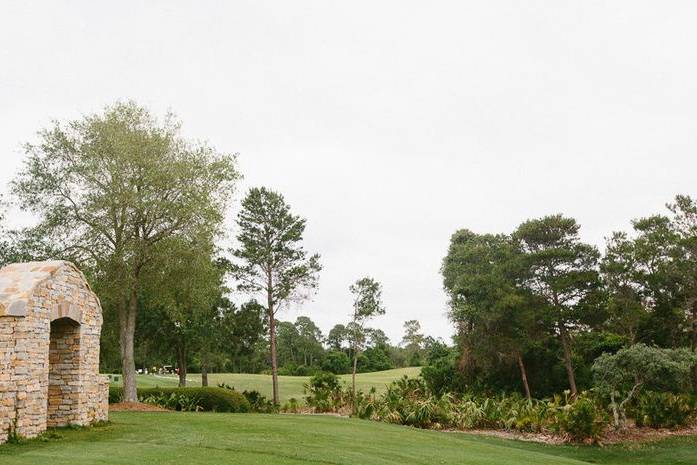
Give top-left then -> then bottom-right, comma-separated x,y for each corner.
110,367 -> 422,403
1,412 -> 695,465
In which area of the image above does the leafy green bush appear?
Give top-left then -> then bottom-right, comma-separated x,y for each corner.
109,387 -> 249,412
554,394 -> 606,442
281,397 -> 300,413
305,372 -> 345,413
242,390 -> 276,413
141,392 -> 202,411
635,392 -> 696,428
109,386 -> 123,404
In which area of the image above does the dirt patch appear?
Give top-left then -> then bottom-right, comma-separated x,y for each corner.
110,402 -> 168,412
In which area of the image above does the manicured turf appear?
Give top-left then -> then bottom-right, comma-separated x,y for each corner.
1,412 -> 695,465
111,367 -> 422,403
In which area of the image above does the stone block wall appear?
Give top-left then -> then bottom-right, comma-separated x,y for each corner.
0,261 -> 108,443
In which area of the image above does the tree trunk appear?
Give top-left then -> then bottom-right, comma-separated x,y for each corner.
690,303 -> 697,391
558,324 -> 578,397
352,347 -> 358,415
270,313 -> 279,405
201,364 -> 208,387
516,354 -> 532,401
119,288 -> 138,402
177,341 -> 187,387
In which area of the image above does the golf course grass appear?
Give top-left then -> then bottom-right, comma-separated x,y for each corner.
111,367 -> 422,403
1,412 -> 695,465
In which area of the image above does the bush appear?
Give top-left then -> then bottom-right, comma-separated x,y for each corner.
554,394 -> 606,442
281,397 -> 300,413
109,386 -> 123,404
635,392 -> 696,428
108,386 -> 249,412
243,390 -> 276,413
142,391 -> 202,411
305,372 -> 344,412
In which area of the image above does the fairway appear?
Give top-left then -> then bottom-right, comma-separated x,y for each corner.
1,412 -> 696,465
111,367 -> 422,403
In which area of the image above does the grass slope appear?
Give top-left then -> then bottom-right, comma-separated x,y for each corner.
1,412 -> 695,465
112,367 -> 422,403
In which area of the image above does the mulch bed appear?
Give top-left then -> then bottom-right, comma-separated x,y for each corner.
454,424 -> 697,445
110,402 -> 168,412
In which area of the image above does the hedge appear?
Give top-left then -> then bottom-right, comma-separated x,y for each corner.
109,386 -> 250,413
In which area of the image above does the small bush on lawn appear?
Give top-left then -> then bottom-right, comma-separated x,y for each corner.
141,392 -> 202,411
217,383 -> 276,413
305,372 -> 345,413
281,398 -> 300,413
109,387 -> 249,412
635,392 -> 696,428
109,386 -> 123,404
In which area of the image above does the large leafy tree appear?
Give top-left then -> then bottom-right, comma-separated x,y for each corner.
348,277 -> 386,412
666,195 -> 697,354
442,230 -> 539,399
230,187 -> 321,404
513,215 -> 603,397
219,300 -> 266,374
12,102 -> 238,401
141,235 -> 225,387
327,324 -> 348,352
294,316 -> 324,367
602,195 -> 697,387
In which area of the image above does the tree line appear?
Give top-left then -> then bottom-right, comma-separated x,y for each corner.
436,197 -> 697,399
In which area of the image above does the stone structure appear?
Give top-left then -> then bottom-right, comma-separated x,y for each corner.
0,261 -> 108,443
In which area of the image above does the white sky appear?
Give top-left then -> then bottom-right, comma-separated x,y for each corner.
1,1 -> 696,343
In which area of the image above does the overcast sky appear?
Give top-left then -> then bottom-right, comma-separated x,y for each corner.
1,1 -> 696,343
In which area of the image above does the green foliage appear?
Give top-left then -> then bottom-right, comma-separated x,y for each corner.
281,397 -> 301,413
12,101 -> 239,401
322,351 -> 351,374
108,386 -> 122,403
217,383 -> 276,413
304,372 -> 345,413
635,392 -> 696,428
141,392 -> 202,411
593,344 -> 697,395
108,387 -> 249,412
230,186 -> 322,404
351,376 -> 609,442
554,394 -> 607,442
421,350 -> 467,396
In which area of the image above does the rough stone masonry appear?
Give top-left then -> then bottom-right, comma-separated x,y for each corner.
0,260 -> 109,443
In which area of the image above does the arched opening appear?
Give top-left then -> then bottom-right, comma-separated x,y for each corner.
47,317 -> 81,427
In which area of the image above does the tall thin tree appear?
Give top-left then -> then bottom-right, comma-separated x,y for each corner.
348,277 -> 386,413
231,187 -> 321,405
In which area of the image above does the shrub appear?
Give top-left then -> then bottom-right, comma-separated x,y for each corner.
108,387 -> 249,412
141,391 -> 202,411
242,390 -> 276,413
305,372 -> 344,412
109,386 -> 123,404
281,397 -> 300,413
554,394 -> 606,442
635,392 -> 696,428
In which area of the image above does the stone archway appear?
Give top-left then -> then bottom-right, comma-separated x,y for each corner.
0,261 -> 108,443
47,317 -> 82,427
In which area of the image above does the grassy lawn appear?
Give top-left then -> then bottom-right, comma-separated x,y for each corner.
110,367 -> 422,403
1,412 -> 695,465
